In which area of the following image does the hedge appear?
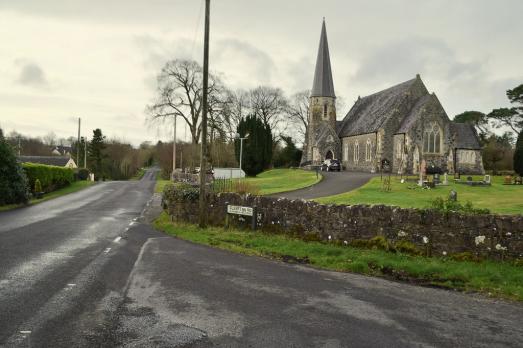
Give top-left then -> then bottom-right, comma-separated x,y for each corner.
22,163 -> 75,193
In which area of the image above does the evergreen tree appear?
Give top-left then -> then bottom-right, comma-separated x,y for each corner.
88,128 -> 106,180
514,131 -> 523,176
235,115 -> 273,176
274,136 -> 302,168
0,128 -> 29,205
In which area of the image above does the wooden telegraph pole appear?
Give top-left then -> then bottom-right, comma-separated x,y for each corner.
198,0 -> 211,228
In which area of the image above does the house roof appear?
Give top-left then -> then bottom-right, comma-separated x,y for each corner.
18,156 -> 72,167
311,19 -> 335,98
337,77 -> 421,137
450,123 -> 482,149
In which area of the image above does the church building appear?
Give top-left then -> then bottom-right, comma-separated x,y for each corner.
302,20 -> 484,175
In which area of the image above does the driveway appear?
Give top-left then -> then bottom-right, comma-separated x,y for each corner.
275,171 -> 377,200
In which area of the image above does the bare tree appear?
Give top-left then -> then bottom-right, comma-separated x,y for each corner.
42,131 -> 57,147
221,89 -> 251,137
249,86 -> 288,138
286,90 -> 310,143
146,59 -> 223,145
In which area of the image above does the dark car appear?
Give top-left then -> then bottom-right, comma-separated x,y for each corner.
320,159 -> 341,172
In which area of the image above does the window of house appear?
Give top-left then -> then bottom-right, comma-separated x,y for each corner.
343,143 -> 348,161
365,139 -> 372,161
323,104 -> 328,119
423,123 -> 442,153
354,141 -> 359,163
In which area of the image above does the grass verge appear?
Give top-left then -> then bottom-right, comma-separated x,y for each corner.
155,179 -> 171,193
130,167 -> 147,181
0,180 -> 95,212
317,175 -> 523,215
154,212 -> 523,302
244,168 -> 322,195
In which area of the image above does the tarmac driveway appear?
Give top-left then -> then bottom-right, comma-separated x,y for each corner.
275,171 -> 377,200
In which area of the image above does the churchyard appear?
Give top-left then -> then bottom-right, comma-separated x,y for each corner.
317,174 -> 523,215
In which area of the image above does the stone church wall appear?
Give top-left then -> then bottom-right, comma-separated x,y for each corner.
456,149 -> 484,175
341,133 -> 377,172
164,192 -> 523,260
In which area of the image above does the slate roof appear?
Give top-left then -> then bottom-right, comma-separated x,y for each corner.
450,123 -> 482,149
397,94 -> 433,133
338,77 -> 418,137
311,19 -> 335,98
18,156 -> 72,167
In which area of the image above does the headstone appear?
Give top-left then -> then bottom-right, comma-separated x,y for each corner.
484,175 -> 491,184
467,176 -> 473,182
449,190 -> 458,201
434,173 -> 440,185
443,172 -> 448,185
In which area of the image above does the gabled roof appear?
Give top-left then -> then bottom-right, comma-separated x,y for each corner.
18,156 -> 72,167
397,94 -> 433,133
311,19 -> 335,98
338,77 -> 420,137
450,123 -> 482,149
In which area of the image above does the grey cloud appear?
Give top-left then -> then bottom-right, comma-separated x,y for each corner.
15,61 -> 48,87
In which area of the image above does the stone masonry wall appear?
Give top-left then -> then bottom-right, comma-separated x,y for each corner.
164,192 -> 523,260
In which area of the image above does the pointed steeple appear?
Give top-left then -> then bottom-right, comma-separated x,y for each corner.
311,18 -> 335,98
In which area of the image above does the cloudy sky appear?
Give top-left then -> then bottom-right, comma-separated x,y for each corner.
1,0 -> 522,145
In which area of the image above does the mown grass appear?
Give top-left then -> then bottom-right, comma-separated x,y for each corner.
317,175 -> 523,215
244,168 -> 322,195
154,212 -> 523,302
0,180 -> 95,212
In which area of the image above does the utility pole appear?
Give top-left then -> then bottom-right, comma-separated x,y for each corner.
198,0 -> 211,228
77,117 -> 81,163
172,115 -> 177,179
17,136 -> 21,156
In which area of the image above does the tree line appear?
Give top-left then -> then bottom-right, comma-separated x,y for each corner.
453,83 -> 523,175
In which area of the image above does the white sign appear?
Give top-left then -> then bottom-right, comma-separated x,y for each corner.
227,205 -> 253,216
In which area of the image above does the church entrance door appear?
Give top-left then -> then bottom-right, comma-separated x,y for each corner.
325,150 -> 333,160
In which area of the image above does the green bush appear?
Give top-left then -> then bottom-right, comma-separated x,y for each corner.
34,179 -> 42,193
22,163 -> 74,193
0,129 -> 30,205
430,196 -> 490,215
77,168 -> 89,181
163,182 -> 199,203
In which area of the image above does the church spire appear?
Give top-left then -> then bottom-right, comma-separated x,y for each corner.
311,18 -> 335,98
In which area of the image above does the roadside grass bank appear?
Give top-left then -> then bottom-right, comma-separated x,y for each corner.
243,168 -> 322,195
316,175 -> 523,215
0,181 -> 95,212
154,212 -> 523,302
155,179 -> 171,193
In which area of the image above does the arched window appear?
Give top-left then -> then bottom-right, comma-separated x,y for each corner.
323,104 -> 328,119
423,123 -> 442,153
343,143 -> 349,161
365,139 -> 372,161
354,141 -> 359,163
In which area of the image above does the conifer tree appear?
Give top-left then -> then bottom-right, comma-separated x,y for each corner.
514,131 -> 523,176
0,128 -> 29,205
235,115 -> 273,176
88,128 -> 106,180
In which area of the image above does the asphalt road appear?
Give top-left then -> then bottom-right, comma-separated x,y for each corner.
1,168 -> 523,347
274,171 -> 377,200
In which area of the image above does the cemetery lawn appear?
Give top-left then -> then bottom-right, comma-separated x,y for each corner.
154,212 -> 523,302
316,175 -> 523,215
244,168 -> 322,195
0,181 -> 95,212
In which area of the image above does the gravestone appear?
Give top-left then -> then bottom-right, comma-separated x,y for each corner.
484,175 -> 491,184
449,190 -> 458,201
443,172 -> 449,185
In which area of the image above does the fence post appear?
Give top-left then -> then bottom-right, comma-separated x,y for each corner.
225,201 -> 229,229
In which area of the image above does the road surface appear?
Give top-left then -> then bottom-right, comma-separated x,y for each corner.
274,171 -> 377,200
1,168 -> 522,347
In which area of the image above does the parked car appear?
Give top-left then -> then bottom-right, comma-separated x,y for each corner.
320,159 -> 341,171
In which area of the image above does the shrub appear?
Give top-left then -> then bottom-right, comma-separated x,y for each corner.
212,179 -> 260,195
77,168 -> 89,181
22,163 -> 74,193
34,179 -> 42,193
0,129 -> 30,205
164,182 -> 199,203
429,196 -> 490,215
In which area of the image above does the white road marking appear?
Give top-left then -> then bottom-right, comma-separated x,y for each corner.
67,283 -> 76,287
104,248 -> 111,253
19,331 -> 31,334
113,236 -> 122,243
